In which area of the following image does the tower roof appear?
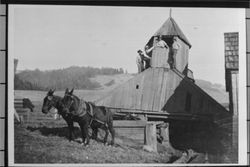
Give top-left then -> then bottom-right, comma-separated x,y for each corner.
154,17 -> 192,48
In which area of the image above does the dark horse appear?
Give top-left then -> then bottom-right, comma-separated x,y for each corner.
41,89 -> 78,142
62,88 -> 115,146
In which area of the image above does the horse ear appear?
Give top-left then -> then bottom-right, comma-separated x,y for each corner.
65,88 -> 69,94
70,88 -> 74,95
47,89 -> 52,95
52,88 -> 56,94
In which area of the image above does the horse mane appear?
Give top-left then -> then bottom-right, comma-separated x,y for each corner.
73,94 -> 80,101
52,95 -> 64,110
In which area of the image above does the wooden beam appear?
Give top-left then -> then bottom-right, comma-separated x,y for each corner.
145,122 -> 157,152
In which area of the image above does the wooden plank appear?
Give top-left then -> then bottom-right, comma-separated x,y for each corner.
122,80 -> 130,108
0,4 -> 6,15
247,9 -> 250,18
131,75 -> 139,109
247,20 -> 250,52
150,68 -> 159,111
248,88 -> 250,120
128,77 -> 136,108
153,68 -> 164,111
141,70 -> 153,110
247,53 -> 250,86
115,129 -> 144,142
0,17 -> 5,49
159,69 -> 169,111
152,47 -> 169,68
147,69 -> 158,111
113,120 -> 147,127
145,122 -> 157,152
137,72 -> 146,110
164,71 -> 175,106
0,151 -> 4,167
0,120 -> 4,150
248,121 -> 250,162
231,73 -> 238,115
0,52 -> 5,83
0,86 -> 4,117
145,69 -> 155,111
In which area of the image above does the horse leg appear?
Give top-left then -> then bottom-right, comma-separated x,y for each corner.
66,119 -> 75,141
103,126 -> 109,145
108,122 -> 115,145
79,121 -> 90,146
84,123 -> 90,146
91,126 -> 98,140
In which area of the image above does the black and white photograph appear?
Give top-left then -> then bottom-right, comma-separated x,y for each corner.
8,5 -> 247,165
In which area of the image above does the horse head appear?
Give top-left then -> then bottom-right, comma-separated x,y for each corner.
23,98 -> 35,112
42,89 -> 56,114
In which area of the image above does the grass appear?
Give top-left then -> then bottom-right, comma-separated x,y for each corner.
14,125 -> 171,164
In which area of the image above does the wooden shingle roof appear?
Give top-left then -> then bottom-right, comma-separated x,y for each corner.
153,17 -> 192,48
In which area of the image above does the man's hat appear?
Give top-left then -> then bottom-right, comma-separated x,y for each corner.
137,50 -> 143,53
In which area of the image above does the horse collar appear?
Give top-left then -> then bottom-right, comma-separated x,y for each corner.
85,101 -> 94,117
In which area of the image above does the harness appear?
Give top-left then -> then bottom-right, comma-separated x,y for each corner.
70,98 -> 108,128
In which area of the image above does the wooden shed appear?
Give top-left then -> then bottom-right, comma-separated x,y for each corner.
96,15 -> 230,122
96,15 -> 232,155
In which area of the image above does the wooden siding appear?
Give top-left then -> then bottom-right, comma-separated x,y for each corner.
150,37 -> 189,73
97,68 -> 230,122
175,39 -> 189,73
163,77 -> 231,122
151,46 -> 170,68
96,68 -> 182,112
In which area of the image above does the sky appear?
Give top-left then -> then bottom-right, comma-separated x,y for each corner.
9,5 -> 245,85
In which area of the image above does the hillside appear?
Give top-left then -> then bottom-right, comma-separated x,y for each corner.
195,79 -> 229,105
15,66 -> 125,91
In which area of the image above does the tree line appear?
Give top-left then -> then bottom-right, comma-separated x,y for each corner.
15,66 -> 125,91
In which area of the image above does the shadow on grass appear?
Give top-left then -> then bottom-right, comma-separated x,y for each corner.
26,126 -> 111,145
26,126 -> 82,139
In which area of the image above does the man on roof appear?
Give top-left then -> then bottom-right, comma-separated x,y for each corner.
136,50 -> 144,73
155,35 -> 169,49
136,49 -> 151,73
168,36 -> 181,69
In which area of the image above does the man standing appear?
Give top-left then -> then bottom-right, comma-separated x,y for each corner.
169,36 -> 181,69
136,50 -> 144,73
156,36 -> 169,49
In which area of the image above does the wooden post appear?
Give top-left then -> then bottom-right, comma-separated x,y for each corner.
159,122 -> 170,146
145,122 -> 157,152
